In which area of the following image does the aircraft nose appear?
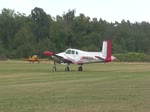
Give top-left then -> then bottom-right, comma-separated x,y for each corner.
43,51 -> 54,56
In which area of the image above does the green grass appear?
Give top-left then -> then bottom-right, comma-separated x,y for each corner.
0,60 -> 150,112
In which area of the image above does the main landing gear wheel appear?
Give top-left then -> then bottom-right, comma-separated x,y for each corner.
78,66 -> 83,71
52,61 -> 57,71
53,67 -> 56,71
65,67 -> 70,71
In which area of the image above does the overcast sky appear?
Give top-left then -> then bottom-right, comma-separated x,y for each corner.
0,0 -> 150,23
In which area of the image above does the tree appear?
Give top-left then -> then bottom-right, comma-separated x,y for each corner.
30,7 -> 50,42
13,26 -> 35,58
0,8 -> 150,59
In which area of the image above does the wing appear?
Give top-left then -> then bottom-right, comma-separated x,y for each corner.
95,56 -> 106,62
43,51 -> 79,64
53,54 -> 77,64
36,58 -> 49,61
21,58 -> 33,61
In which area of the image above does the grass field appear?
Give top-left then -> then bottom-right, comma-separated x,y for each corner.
0,60 -> 150,112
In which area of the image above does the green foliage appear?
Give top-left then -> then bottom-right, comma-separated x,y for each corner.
0,8 -> 150,59
114,52 -> 150,62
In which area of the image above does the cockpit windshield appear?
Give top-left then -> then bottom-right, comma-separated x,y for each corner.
65,49 -> 71,54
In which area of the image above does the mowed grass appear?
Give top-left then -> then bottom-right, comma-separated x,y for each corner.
0,61 -> 150,112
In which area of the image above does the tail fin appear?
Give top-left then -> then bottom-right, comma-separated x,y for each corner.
102,40 -> 112,62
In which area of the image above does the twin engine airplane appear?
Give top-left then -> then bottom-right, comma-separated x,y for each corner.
43,40 -> 116,71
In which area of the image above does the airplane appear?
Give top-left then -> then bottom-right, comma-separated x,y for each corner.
43,40 -> 116,71
22,55 -> 47,63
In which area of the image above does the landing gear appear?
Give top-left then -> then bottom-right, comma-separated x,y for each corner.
78,66 -> 83,71
53,66 -> 57,71
65,63 -> 70,71
65,66 -> 70,71
53,61 -> 57,71
52,61 -> 83,71
52,61 -> 70,71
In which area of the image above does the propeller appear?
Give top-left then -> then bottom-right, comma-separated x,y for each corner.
43,51 -> 54,56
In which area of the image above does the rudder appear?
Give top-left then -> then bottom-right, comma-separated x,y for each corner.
102,40 -> 112,62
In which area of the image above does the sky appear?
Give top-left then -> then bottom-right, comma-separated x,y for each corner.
0,0 -> 150,23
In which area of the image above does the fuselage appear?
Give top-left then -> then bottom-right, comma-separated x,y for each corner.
53,48 -> 115,65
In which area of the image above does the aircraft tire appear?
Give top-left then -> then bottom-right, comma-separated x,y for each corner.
78,66 -> 83,71
53,67 -> 56,71
65,67 -> 69,71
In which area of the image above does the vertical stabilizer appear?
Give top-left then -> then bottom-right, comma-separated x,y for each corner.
102,40 -> 112,62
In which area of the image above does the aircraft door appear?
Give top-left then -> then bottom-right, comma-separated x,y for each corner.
70,50 -> 79,61
72,50 -> 80,61
71,50 -> 76,57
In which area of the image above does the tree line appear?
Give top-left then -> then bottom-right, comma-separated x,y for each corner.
0,7 -> 150,60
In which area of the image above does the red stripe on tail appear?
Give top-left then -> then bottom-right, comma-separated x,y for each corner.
105,40 -> 112,62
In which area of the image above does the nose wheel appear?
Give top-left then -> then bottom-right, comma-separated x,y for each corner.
53,66 -> 57,71
53,61 -> 57,71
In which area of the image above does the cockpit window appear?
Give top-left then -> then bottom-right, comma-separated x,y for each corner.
66,50 -> 71,54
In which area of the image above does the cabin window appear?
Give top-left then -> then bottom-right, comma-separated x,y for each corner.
66,50 -> 71,54
76,51 -> 78,55
71,50 -> 75,54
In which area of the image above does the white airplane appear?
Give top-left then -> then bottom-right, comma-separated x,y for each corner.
43,40 -> 116,71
